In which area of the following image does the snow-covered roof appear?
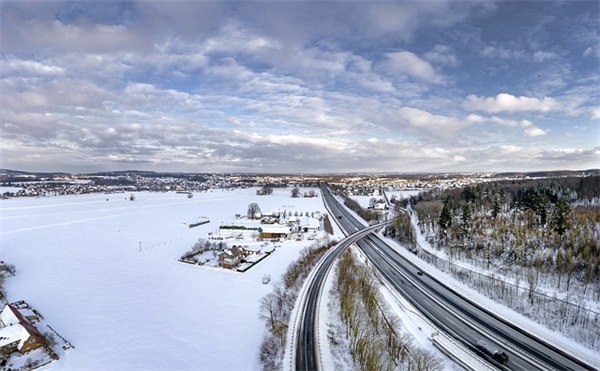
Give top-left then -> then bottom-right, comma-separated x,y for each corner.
299,217 -> 320,228
259,224 -> 291,234
220,246 -> 243,258
0,305 -> 41,351
0,321 -> 32,350
243,245 -> 261,252
263,209 -> 283,217
0,304 -> 20,327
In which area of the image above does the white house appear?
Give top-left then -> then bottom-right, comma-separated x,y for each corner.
299,217 -> 320,233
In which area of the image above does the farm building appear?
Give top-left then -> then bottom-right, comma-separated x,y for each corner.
298,217 -> 320,233
0,304 -> 45,355
258,224 -> 291,239
218,246 -> 243,269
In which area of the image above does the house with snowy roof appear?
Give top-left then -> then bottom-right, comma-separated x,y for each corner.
0,304 -> 45,355
258,224 -> 291,239
218,246 -> 243,269
298,217 -> 320,233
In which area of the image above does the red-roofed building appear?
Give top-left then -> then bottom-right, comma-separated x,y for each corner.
218,246 -> 243,269
0,304 -> 45,354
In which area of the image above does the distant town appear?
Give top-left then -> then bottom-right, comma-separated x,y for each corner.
2,169 -> 597,199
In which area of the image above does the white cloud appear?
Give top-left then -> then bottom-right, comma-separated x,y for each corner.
424,45 -> 458,66
583,46 -> 599,58
481,46 -> 527,60
10,19 -> 148,53
523,126 -> 548,137
4,58 -> 65,76
532,50 -> 556,62
465,114 -> 547,137
382,51 -> 443,83
463,93 -> 558,113
394,107 -> 470,137
202,21 -> 281,55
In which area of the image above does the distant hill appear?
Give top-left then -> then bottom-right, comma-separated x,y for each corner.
0,169 -> 71,182
493,169 -> 600,178
85,170 -> 158,176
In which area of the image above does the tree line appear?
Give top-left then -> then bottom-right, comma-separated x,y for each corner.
330,185 -> 381,223
335,251 -> 443,371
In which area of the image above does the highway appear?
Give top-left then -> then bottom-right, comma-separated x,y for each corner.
293,218 -> 390,371
318,184 -> 595,371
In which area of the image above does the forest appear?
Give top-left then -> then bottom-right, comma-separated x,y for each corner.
401,175 -> 600,349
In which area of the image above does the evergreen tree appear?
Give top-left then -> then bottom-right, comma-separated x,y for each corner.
491,197 -> 501,219
552,199 -> 571,236
459,203 -> 471,240
438,198 -> 452,239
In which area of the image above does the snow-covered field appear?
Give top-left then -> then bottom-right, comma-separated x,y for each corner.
0,188 -> 326,370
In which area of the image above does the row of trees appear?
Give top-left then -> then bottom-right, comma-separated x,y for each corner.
291,187 -> 317,198
323,214 -> 334,234
179,239 -> 227,264
335,251 -> 443,370
385,207 -> 416,251
246,202 -> 322,220
0,264 -> 17,301
329,186 -> 381,223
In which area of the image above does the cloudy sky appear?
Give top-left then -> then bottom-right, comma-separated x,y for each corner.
1,1 -> 598,174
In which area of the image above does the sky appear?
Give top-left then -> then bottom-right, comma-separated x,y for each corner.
1,0 -> 598,174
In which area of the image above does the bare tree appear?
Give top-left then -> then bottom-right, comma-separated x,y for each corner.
0,275 -> 5,300
247,203 -> 261,219
291,187 -> 300,198
43,332 -> 57,350
257,185 -> 273,195
259,293 -> 278,335
409,348 -> 444,371
4,264 -> 16,276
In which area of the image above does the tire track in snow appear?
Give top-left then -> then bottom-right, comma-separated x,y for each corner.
1,213 -> 138,236
1,200 -> 190,236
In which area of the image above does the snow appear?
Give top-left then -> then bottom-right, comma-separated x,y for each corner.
381,208 -> 600,369
0,188 -> 326,370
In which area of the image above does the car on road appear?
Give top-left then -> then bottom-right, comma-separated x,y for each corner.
476,339 -> 509,365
